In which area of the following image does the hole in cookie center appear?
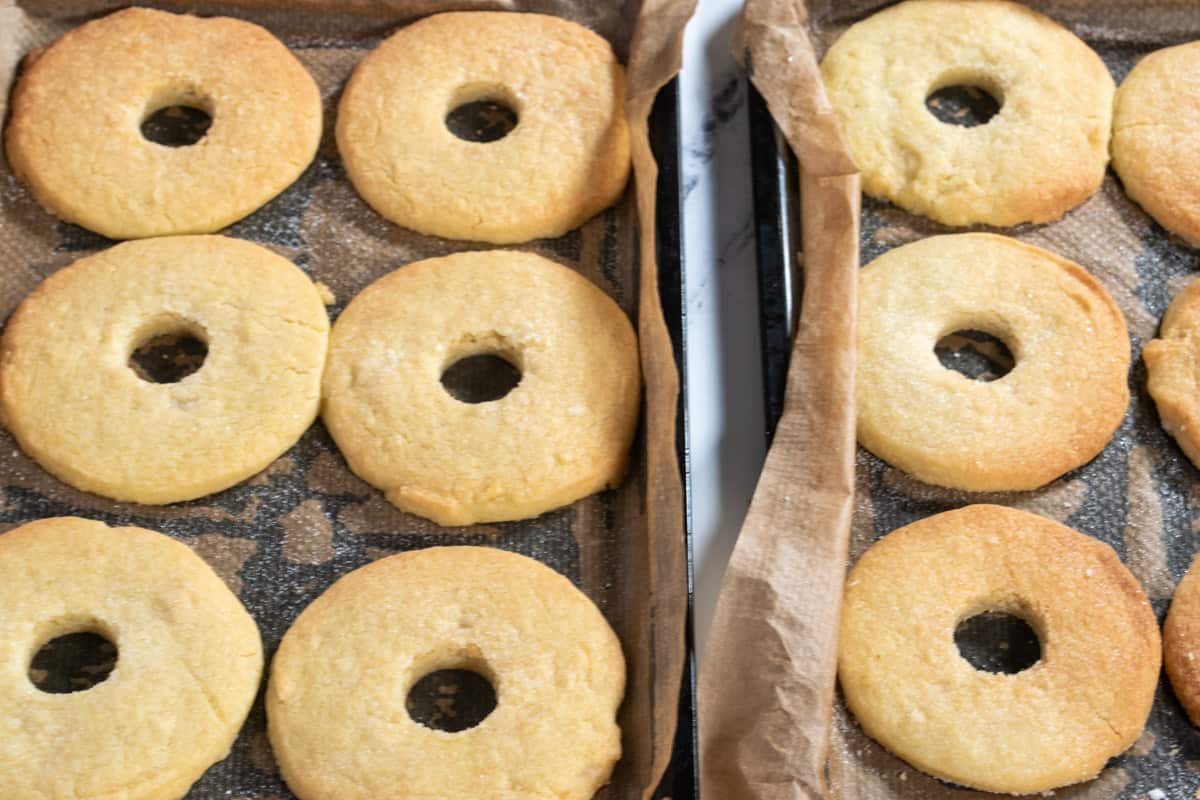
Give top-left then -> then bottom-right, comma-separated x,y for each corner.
446,99 -> 519,143
141,105 -> 212,147
406,669 -> 497,732
29,632 -> 117,694
441,354 -> 522,404
129,324 -> 208,384
935,330 -> 1014,381
925,85 -> 1001,127
955,612 -> 1041,675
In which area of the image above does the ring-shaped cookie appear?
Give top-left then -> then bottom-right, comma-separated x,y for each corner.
840,504 -> 1160,794
0,517 -> 263,800
0,235 -> 329,504
820,0 -> 1113,227
1145,277 -> 1200,468
1113,42 -> 1200,246
321,250 -> 640,526
5,7 -> 321,240
857,233 -> 1129,491
1166,554 -> 1200,726
336,12 -> 630,244
267,546 -> 624,800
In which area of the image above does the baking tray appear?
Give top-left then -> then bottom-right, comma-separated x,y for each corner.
0,10 -> 696,799
747,22 -> 1200,792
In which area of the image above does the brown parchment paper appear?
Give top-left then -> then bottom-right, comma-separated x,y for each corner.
0,2 -> 692,798
698,2 -> 860,800
705,1 -> 1200,798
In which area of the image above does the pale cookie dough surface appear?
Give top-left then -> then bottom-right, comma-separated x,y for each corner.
336,11 -> 630,244
821,0 -> 1113,227
840,504 -> 1160,795
1113,41 -> 1200,246
1145,277 -> 1200,468
0,516 -> 263,800
0,235 -> 329,504
5,7 -> 321,240
321,250 -> 640,526
267,545 -> 624,800
857,233 -> 1130,491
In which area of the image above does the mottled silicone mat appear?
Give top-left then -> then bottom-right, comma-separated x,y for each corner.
0,2 -> 691,798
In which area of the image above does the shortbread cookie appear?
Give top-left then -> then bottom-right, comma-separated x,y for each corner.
337,12 -> 630,243
840,504 -> 1160,794
1113,42 -> 1200,246
0,236 -> 329,504
1145,277 -> 1200,468
857,233 -> 1129,491
5,7 -> 321,239
0,517 -> 263,800
821,0 -> 1113,226
268,546 -> 624,800
1165,554 -> 1200,726
321,250 -> 640,526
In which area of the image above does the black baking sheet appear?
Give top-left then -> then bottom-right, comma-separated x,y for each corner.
748,24 -> 1200,793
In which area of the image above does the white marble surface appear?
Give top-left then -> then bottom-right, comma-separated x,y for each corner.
678,0 -> 768,656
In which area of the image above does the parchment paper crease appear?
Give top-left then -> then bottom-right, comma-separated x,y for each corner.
702,1 -> 1200,799
0,2 -> 693,798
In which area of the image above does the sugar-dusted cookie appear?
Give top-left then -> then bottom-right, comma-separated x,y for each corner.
337,12 -> 630,243
1145,277 -> 1200,468
857,234 -> 1129,491
1113,42 -> 1200,246
840,505 -> 1160,794
821,0 -> 1113,226
6,7 -> 321,239
1165,554 -> 1200,726
0,517 -> 262,800
0,236 -> 329,503
321,250 -> 640,525
268,546 -> 624,800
